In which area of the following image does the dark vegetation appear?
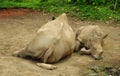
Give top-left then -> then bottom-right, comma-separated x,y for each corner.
85,65 -> 120,76
0,0 -> 120,21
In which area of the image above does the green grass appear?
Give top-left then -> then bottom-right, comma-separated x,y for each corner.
0,0 -> 120,21
0,2 -> 40,9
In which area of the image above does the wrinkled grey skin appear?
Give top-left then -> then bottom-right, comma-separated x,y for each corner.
75,25 -> 108,60
13,13 -> 75,69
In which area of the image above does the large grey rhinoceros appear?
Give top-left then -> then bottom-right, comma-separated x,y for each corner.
13,13 -> 75,70
75,25 -> 108,60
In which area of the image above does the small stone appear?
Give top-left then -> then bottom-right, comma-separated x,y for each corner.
88,73 -> 98,76
106,21 -> 110,24
89,66 -> 100,72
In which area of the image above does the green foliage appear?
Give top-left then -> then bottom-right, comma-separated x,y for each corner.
70,0 -> 116,5
78,6 -> 116,20
38,0 -> 120,21
0,0 -> 120,21
0,0 -> 40,9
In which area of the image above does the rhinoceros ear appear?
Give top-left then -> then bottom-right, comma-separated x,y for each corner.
103,33 -> 108,39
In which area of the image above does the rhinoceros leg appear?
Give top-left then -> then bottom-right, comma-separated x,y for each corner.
36,45 -> 57,70
79,48 -> 91,55
36,63 -> 57,70
79,48 -> 103,60
12,48 -> 26,57
43,45 -> 54,63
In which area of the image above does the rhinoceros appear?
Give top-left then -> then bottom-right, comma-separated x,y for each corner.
75,25 -> 108,60
13,13 -> 75,70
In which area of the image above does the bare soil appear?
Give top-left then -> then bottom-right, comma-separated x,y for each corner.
0,9 -> 120,76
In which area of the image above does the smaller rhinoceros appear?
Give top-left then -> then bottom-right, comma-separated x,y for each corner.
13,13 -> 75,70
75,25 -> 108,60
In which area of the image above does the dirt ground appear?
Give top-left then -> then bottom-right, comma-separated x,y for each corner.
0,9 -> 120,76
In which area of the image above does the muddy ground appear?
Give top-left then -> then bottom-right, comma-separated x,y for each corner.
0,9 -> 120,76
